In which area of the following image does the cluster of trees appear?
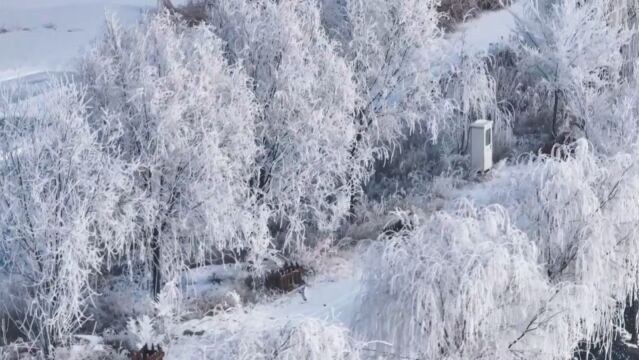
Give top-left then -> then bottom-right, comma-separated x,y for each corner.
357,0 -> 639,359
3,0 -> 639,358
0,0 -> 472,355
360,141 -> 639,359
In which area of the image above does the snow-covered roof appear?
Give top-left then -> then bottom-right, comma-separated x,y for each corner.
470,119 -> 493,128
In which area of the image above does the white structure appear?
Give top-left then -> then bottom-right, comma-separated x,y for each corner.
470,120 -> 493,172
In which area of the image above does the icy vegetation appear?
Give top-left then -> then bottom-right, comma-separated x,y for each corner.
358,142 -> 639,359
2,0 -> 639,359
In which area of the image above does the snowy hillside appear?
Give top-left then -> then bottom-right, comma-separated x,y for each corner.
0,0 -> 155,81
0,0 -> 524,81
447,1 -> 524,53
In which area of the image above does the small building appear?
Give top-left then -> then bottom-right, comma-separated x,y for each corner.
470,120 -> 493,173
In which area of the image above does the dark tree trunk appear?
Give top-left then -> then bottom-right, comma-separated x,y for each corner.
625,295 -> 639,345
348,108 -> 367,223
551,89 -> 560,138
151,226 -> 161,301
348,132 -> 363,223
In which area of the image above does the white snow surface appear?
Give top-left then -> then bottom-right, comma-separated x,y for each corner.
0,0 -> 155,82
447,1 -> 524,54
185,267 -> 360,331
0,0 -> 524,82
169,255 -> 363,359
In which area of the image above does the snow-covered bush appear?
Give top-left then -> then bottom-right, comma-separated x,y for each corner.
54,336 -> 129,360
127,315 -> 161,350
513,143 -> 639,357
79,13 -> 269,297
509,142 -> 639,311
171,316 -> 362,360
207,0 -> 360,252
358,137 -> 639,358
399,141 -> 639,358
0,85 -> 132,355
356,201 -> 549,359
482,141 -> 639,294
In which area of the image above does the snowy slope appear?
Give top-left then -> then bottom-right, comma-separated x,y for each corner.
0,0 -> 155,82
0,0 -> 524,82
447,1 -> 525,54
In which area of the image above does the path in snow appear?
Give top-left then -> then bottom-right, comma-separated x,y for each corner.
166,257 -> 363,359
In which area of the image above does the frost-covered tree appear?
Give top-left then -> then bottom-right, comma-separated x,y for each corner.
357,140 -> 639,359
207,0 -> 360,252
317,0 -> 464,212
0,84 -> 132,355
356,202 -> 550,359
316,1 -> 519,246
339,0 -> 446,148
321,0 -> 515,200
514,0 -> 634,143
495,142 -> 639,358
79,13 -> 267,298
439,51 -> 514,157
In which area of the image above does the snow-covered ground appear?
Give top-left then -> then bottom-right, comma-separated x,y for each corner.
447,1 -> 524,53
0,0 -> 155,82
138,254 -> 365,359
180,257 -> 361,331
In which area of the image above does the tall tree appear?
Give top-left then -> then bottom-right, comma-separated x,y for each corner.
514,0 -> 633,145
320,0 -> 451,214
208,0 -> 361,252
0,84 -> 132,355
79,13 -> 267,298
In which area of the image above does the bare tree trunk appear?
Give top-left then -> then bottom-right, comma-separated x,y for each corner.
151,172 -> 181,300
551,89 -> 560,139
348,108 -> 367,223
625,295 -> 639,345
151,226 -> 161,301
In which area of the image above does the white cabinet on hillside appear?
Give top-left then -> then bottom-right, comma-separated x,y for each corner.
470,120 -> 493,173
